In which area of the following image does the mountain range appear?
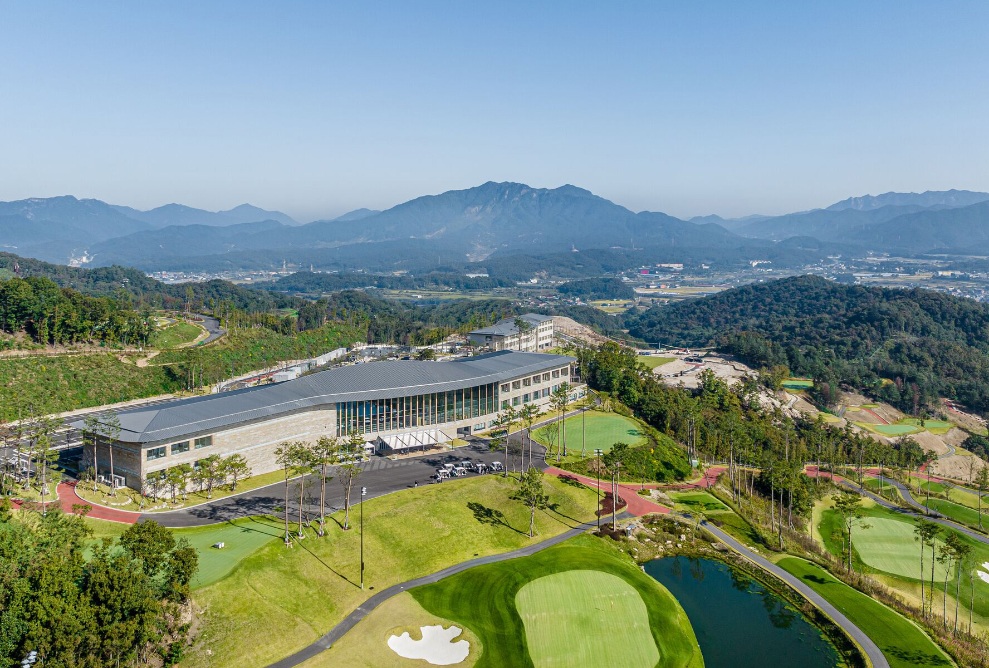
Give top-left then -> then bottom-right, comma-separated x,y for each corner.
1,185 -> 988,272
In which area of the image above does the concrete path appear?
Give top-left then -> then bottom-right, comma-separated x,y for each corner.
700,521 -> 890,668
266,517 -> 621,668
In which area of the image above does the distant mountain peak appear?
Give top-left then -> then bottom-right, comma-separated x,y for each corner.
826,189 -> 989,212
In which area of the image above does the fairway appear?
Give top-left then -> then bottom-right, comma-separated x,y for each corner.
638,356 -> 675,370
516,570 -> 658,668
782,378 -> 814,390
853,516 -> 948,580
778,557 -> 951,668
864,423 -> 922,436
669,491 -> 730,513
532,411 -> 648,455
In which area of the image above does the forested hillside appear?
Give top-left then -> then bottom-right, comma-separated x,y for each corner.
627,275 -> 989,414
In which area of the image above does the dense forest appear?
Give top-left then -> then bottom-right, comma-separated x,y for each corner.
0,276 -> 154,349
627,275 -> 989,414
0,510 -> 198,667
270,270 -> 513,293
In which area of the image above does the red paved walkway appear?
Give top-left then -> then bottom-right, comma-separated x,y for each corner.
544,466 -> 671,517
56,482 -> 140,524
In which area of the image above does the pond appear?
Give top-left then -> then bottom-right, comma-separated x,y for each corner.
645,557 -> 841,668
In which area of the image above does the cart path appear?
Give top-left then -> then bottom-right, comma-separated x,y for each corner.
57,482 -> 140,523
266,517 -> 623,668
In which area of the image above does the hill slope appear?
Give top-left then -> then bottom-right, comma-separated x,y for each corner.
627,275 -> 989,414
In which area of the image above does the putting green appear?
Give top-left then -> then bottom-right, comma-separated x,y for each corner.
532,411 -> 647,455
782,378 -> 814,390
176,518 -> 282,588
860,423 -> 921,437
853,517 -> 948,581
516,570 -> 658,668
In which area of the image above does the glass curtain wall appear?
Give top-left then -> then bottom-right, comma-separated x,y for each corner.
336,382 -> 498,436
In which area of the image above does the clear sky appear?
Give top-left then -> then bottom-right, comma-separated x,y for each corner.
1,1 -> 987,221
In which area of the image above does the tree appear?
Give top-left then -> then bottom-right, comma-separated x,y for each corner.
603,442 -> 630,527
119,520 -> 176,578
27,413 -> 62,514
195,454 -> 224,499
145,470 -> 166,502
551,382 -> 572,461
519,403 -> 539,470
833,492 -> 867,572
313,436 -> 339,536
82,413 -> 122,496
223,453 -> 251,491
165,466 -> 184,503
513,316 -> 533,351
914,519 -> 940,618
500,405 -> 519,476
414,348 -> 436,361
976,465 -> 989,530
512,467 -> 550,538
275,441 -> 305,545
339,432 -> 366,530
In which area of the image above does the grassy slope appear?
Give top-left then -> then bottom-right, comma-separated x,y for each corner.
185,475 -> 599,668
777,557 -> 951,668
298,592 -> 480,668
153,321 -> 204,348
411,534 -> 702,668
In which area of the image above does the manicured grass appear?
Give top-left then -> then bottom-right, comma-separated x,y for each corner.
531,410 -> 648,457
864,423 -> 923,437
154,321 -> 204,348
669,491 -> 730,514
709,509 -> 768,548
862,477 -> 904,502
517,570 -> 659,668
777,557 -> 951,668
176,518 -> 283,588
782,378 -> 814,389
410,534 -> 702,668
924,498 -> 987,532
299,592 -> 480,668
184,474 -> 600,668
826,513 -> 949,580
638,356 -> 676,370
901,418 -> 954,435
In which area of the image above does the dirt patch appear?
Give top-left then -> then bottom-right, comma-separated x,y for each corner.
551,316 -> 610,347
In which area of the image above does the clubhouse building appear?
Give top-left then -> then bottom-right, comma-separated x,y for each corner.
467,313 -> 554,352
79,351 -> 578,491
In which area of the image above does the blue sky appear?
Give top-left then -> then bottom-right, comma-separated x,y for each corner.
1,1 -> 987,220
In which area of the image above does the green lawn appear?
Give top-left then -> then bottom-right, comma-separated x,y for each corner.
154,321 -> 204,348
900,418 -> 954,435
863,423 -> 923,437
184,474 -> 600,668
531,410 -> 648,457
924,498 -> 987,532
669,491 -> 730,514
176,518 -> 283,588
410,534 -> 702,668
782,378 -> 814,390
517,570 -> 659,668
638,356 -> 676,370
777,557 -> 951,668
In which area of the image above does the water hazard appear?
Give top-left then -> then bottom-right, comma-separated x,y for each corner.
645,557 -> 841,668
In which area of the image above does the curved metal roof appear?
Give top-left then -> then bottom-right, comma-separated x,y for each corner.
83,351 -> 573,445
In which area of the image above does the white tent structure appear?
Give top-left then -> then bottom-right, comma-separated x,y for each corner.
376,429 -> 441,454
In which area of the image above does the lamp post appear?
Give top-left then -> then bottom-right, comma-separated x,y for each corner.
594,449 -> 603,530
360,486 -> 367,589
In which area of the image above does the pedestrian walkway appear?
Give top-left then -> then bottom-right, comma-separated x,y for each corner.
57,482 -> 140,524
542,466 -> 671,517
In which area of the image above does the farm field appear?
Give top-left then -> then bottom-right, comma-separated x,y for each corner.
531,410 -> 648,457
183,474 -> 600,668
409,534 -> 702,668
777,557 -> 951,668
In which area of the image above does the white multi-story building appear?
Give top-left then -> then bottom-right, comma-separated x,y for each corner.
467,313 -> 554,352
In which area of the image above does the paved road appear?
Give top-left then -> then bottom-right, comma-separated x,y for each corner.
846,475 -> 989,546
193,314 -> 226,345
267,516 -> 622,668
700,520 -> 891,668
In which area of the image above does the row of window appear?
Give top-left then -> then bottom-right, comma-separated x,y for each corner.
147,435 -> 213,461
336,383 -> 499,436
504,386 -> 555,408
499,367 -> 568,394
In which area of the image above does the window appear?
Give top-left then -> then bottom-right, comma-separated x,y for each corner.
500,383 -> 510,393
560,367 -> 569,376
194,436 -> 213,449
532,375 -> 541,385
147,446 -> 166,461
523,393 -> 531,403
512,380 -> 521,390
542,373 -> 550,382
552,369 -> 560,378
512,396 -> 520,406
522,377 -> 531,387
171,441 -> 190,455
475,422 -> 486,430
502,400 -> 510,410
542,388 -> 550,398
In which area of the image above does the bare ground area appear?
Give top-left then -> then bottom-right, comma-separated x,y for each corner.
552,316 -> 611,347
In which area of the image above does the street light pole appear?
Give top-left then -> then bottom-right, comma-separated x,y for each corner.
594,448 -> 603,531
360,486 -> 367,589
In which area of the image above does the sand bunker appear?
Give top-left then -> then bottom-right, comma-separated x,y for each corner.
977,564 -> 989,585
388,625 -> 470,665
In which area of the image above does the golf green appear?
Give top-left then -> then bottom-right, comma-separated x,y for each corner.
516,570 -> 658,668
176,517 -> 283,588
532,411 -> 647,455
865,423 -> 922,437
830,515 -> 949,581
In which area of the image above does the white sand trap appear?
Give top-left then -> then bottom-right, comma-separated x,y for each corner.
977,570 -> 989,585
387,625 -> 470,665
